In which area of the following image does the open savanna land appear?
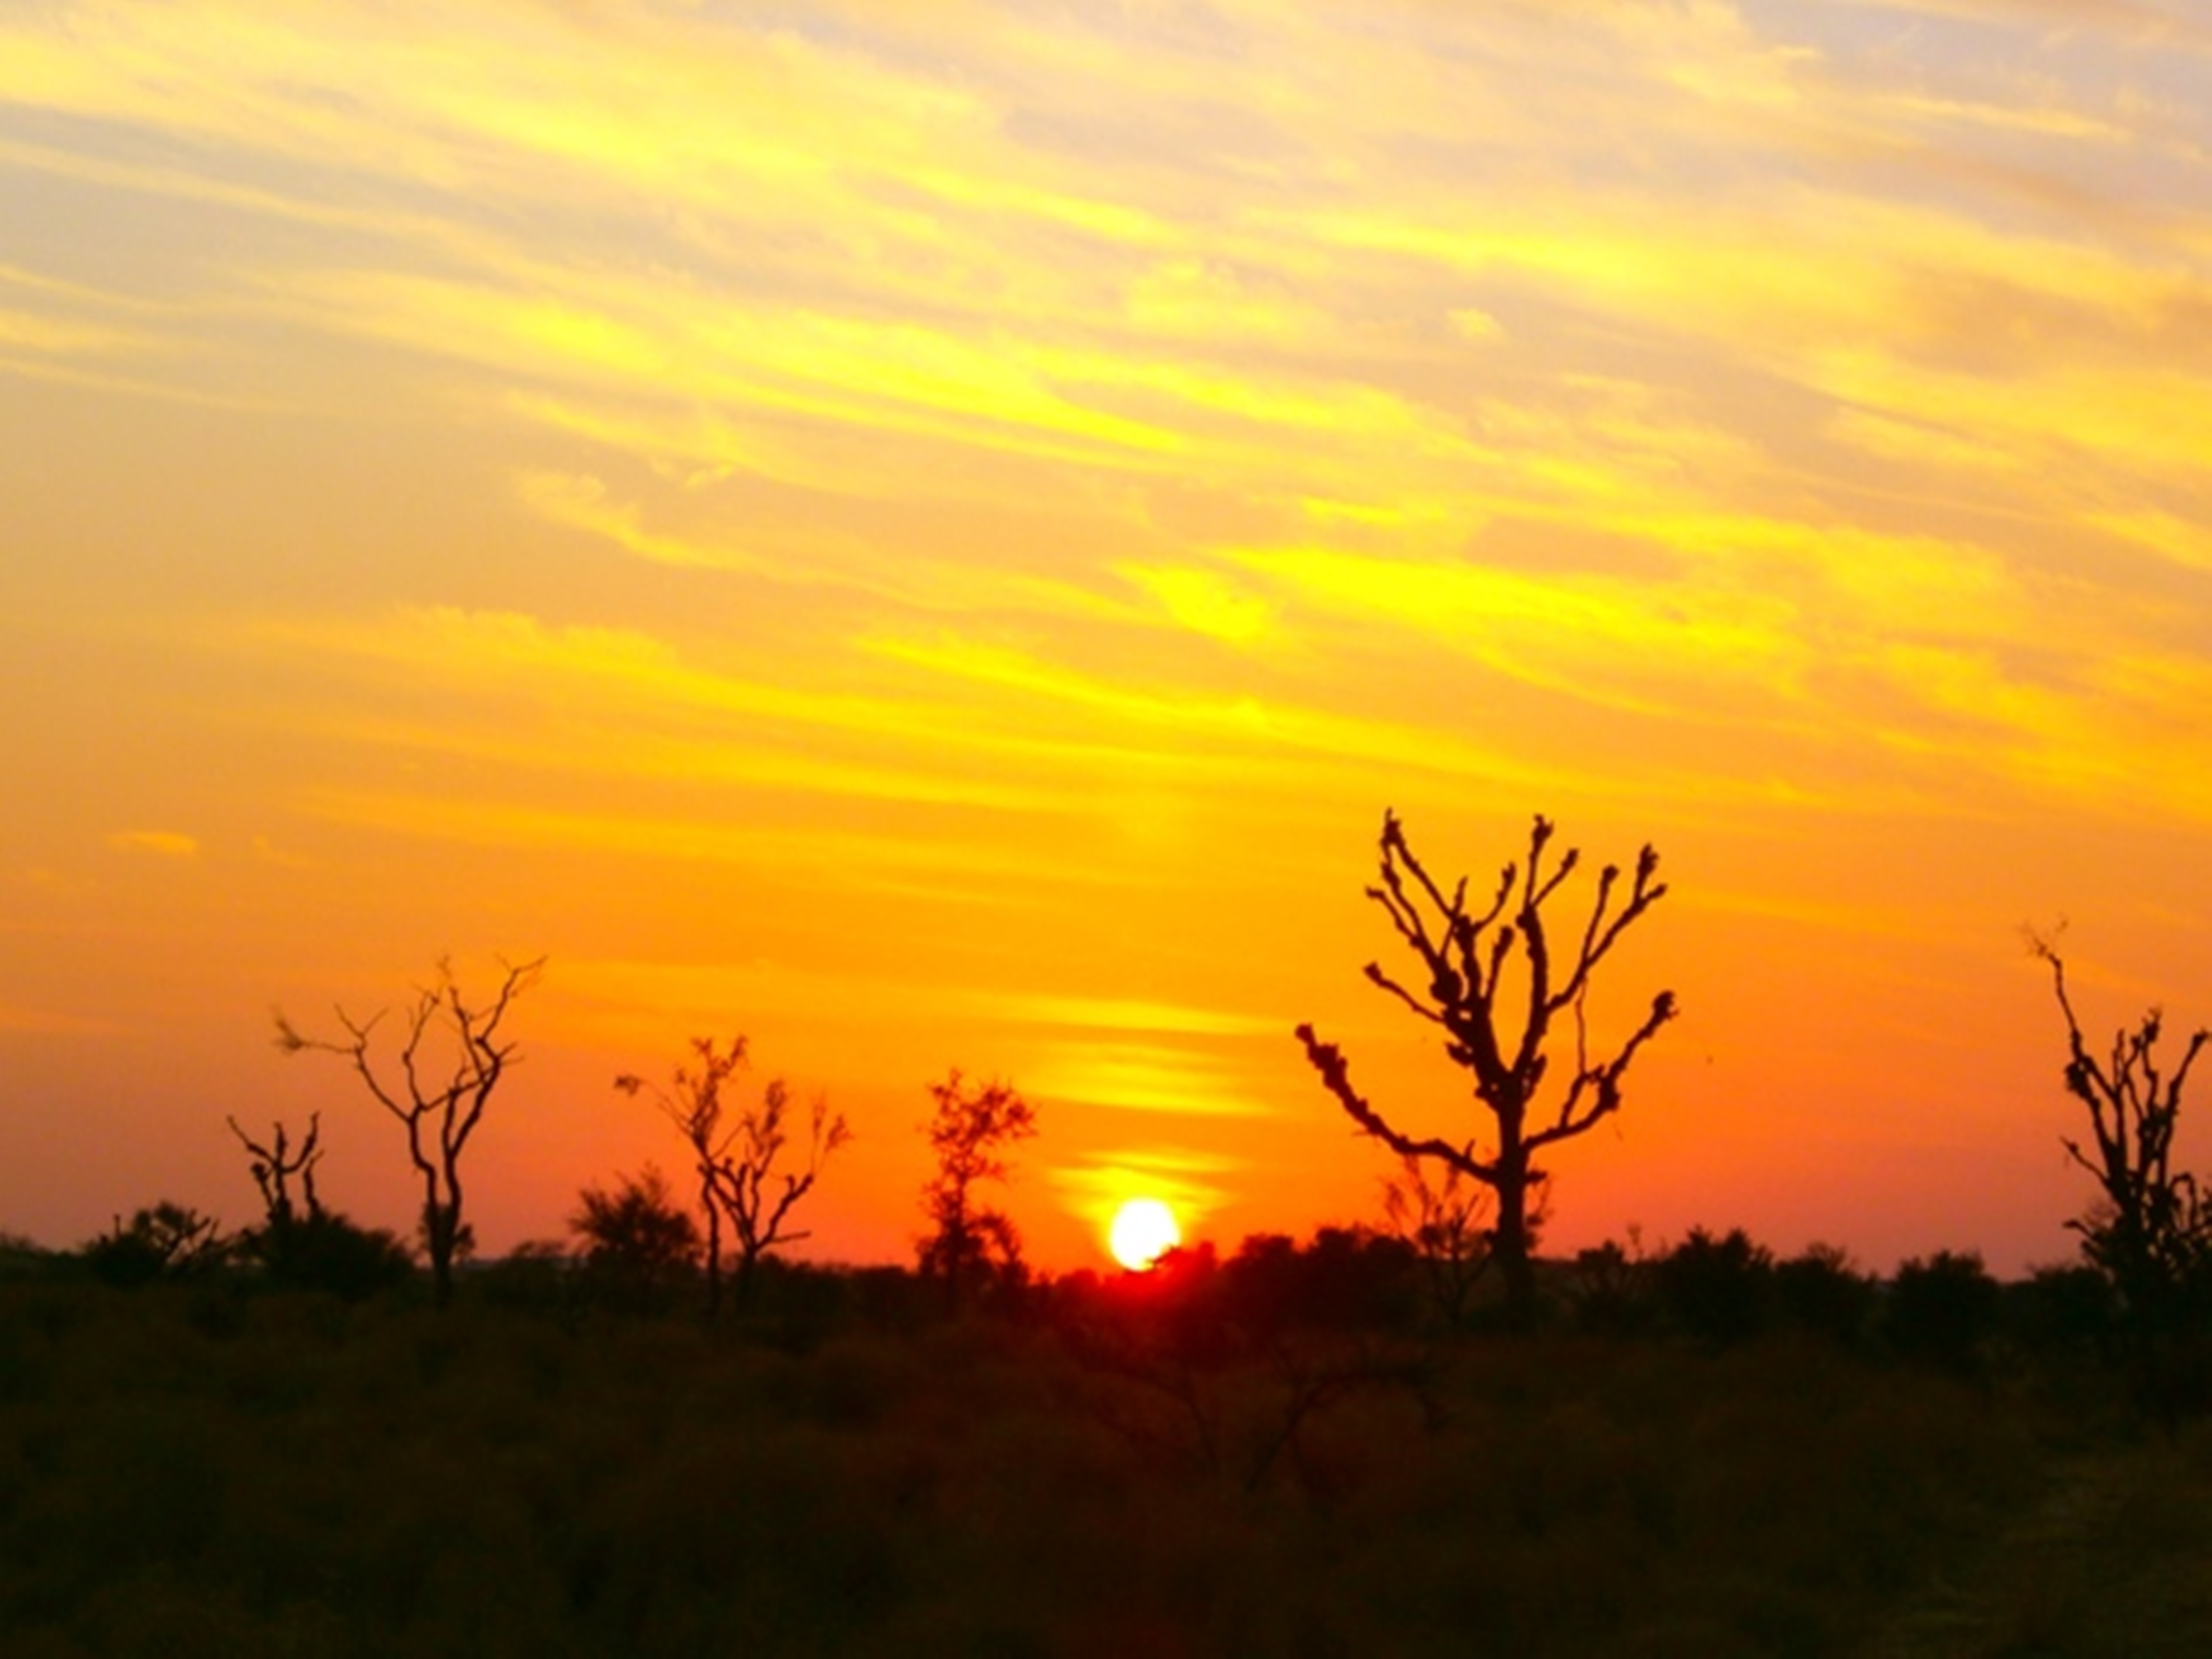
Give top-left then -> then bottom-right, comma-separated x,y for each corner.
5,1263 -> 2210,1658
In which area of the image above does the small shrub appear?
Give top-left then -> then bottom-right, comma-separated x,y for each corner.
2005,1263 -> 2117,1354
1886,1251 -> 2002,1371
79,1205 -> 228,1287
1772,1244 -> 1875,1345
244,1211 -> 414,1301
570,1166 -> 700,1311
1570,1239 -> 1655,1335
1653,1228 -> 1772,1346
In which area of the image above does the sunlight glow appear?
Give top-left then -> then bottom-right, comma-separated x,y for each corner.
1108,1199 -> 1181,1272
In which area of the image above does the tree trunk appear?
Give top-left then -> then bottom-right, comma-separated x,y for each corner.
426,1201 -> 456,1308
1495,1144 -> 1536,1327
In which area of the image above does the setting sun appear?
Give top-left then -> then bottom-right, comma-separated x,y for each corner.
1108,1198 -> 1182,1271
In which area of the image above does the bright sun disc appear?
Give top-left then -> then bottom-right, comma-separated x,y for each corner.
1109,1197 -> 1181,1269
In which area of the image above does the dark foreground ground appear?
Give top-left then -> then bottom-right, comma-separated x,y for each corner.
2,1275 -> 2209,1658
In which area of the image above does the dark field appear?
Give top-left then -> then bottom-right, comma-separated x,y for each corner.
5,1261 -> 2211,1658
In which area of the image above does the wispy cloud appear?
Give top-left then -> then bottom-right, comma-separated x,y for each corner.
103,830 -> 197,859
7,0 -> 2212,1266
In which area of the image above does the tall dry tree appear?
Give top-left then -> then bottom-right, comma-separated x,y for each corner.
1298,811 -> 1675,1325
618,1034 -> 851,1314
275,955 -> 543,1307
2032,934 -> 2211,1330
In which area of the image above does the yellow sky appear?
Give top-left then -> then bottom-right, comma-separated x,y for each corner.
4,0 -> 2209,1275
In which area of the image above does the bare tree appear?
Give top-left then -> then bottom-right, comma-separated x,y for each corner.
227,1113 -> 324,1231
2032,933 -> 2211,1331
275,954 -> 544,1307
618,1035 -> 851,1314
1298,811 -> 1675,1325
917,1070 -> 1036,1309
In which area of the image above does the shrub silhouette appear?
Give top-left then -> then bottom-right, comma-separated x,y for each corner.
1379,1153 -> 1493,1328
1653,1228 -> 1773,1346
79,1203 -> 227,1287
1570,1237 -> 1655,1334
244,1209 -> 413,1300
2006,1262 -> 2118,1354
570,1166 -> 700,1310
1298,811 -> 1675,1326
224,1110 -> 411,1299
1886,1250 -> 2002,1370
1772,1244 -> 1876,1345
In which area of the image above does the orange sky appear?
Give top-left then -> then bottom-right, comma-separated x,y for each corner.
4,1 -> 2210,1277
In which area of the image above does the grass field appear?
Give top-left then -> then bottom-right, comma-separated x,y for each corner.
4,1264 -> 2208,1657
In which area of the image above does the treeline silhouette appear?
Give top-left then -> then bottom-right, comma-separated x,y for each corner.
10,1209 -> 2124,1372
0,1211 -> 2201,1655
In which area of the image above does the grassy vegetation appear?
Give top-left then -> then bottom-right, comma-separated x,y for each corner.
2,1249 -> 2205,1657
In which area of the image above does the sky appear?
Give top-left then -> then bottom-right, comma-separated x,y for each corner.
4,0 -> 2210,1278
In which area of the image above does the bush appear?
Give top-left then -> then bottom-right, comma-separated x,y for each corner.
1773,1244 -> 1876,1345
1886,1251 -> 2002,1371
2005,1263 -> 2118,1354
79,1204 -> 228,1287
1570,1239 -> 1655,1335
244,1211 -> 415,1301
0,1234 -> 48,1282
569,1167 -> 700,1312
1653,1228 -> 1773,1346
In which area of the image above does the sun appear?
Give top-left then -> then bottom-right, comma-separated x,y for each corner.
1108,1197 -> 1182,1270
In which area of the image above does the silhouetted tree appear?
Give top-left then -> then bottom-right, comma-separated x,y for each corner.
81,1202 -> 227,1286
275,954 -> 543,1307
916,1070 -> 1036,1308
1298,811 -> 1675,1325
618,1035 -> 851,1313
225,1110 -> 411,1297
570,1165 -> 700,1308
228,1113 -> 323,1230
2031,935 -> 2211,1333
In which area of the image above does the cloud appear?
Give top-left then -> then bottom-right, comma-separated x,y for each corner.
1049,1147 -> 1244,1234
104,830 -> 197,859
20,2 -> 2212,840
1023,1039 -> 1278,1118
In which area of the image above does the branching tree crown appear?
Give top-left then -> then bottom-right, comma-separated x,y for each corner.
2031,933 -> 2211,1330
917,1070 -> 1037,1308
1297,811 -> 1675,1323
275,953 -> 544,1307
618,1034 -> 851,1314
570,1165 -> 701,1306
